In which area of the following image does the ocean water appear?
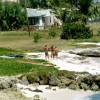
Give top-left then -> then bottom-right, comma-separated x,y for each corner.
84,93 -> 100,100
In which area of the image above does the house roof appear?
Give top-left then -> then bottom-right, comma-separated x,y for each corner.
94,0 -> 100,3
26,8 -> 51,17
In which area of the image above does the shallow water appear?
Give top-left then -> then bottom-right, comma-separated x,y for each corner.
84,93 -> 100,100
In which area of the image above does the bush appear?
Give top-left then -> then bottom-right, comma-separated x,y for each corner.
48,28 -> 57,38
0,3 -> 26,31
60,23 -> 93,39
33,32 -> 41,43
26,67 -> 58,84
97,29 -> 100,36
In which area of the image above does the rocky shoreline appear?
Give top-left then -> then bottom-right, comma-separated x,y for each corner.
1,71 -> 100,91
18,70 -> 100,91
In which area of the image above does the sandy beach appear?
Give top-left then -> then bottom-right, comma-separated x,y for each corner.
0,84 -> 95,100
16,83 -> 95,100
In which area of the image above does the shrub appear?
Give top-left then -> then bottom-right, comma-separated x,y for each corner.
97,29 -> 100,36
33,32 -> 41,43
48,28 -> 57,38
60,23 -> 93,39
0,3 -> 26,31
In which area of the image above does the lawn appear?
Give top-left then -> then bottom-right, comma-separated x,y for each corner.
0,57 -> 56,76
0,23 -> 100,51
0,48 -> 55,76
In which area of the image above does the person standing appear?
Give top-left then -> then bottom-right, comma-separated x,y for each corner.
54,46 -> 59,59
50,45 -> 55,59
43,45 -> 49,60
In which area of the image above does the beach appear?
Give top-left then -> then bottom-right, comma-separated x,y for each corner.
26,48 -> 100,75
16,83 -> 95,100
18,47 -> 100,100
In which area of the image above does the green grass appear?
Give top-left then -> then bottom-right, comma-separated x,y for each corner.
0,47 -> 54,76
0,57 -> 55,76
0,23 -> 100,51
0,58 -> 33,76
0,48 -> 20,55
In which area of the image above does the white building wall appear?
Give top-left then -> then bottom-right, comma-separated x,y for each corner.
2,0 -> 19,2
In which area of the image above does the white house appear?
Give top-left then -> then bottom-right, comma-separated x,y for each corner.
26,8 -> 62,29
93,0 -> 100,3
2,0 -> 19,2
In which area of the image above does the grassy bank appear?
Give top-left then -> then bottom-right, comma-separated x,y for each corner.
0,48 -> 55,76
0,23 -> 99,51
0,57 -> 56,76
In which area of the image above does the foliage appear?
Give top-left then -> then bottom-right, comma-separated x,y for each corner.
28,0 -> 63,8
33,32 -> 41,43
0,2 -> 26,31
48,27 -> 57,38
61,23 -> 93,39
97,28 -> 100,36
67,0 -> 92,15
60,0 -> 93,40
79,0 -> 93,15
26,66 -> 58,84
62,10 -> 87,23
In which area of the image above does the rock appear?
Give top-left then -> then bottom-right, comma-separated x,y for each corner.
77,51 -> 100,57
49,75 -> 61,86
0,80 -> 10,89
94,75 -> 100,87
95,75 -> 100,81
91,83 -> 99,91
39,80 -> 48,85
0,77 -> 17,90
69,82 -> 80,90
58,83 -> 66,88
81,75 -> 94,85
33,89 -> 43,92
26,72 -> 40,84
33,94 -> 41,100
19,76 -> 29,85
52,88 -> 56,91
19,80 -> 29,85
80,83 -> 90,90
45,86 -> 52,90
71,48 -> 100,57
60,77 -> 73,86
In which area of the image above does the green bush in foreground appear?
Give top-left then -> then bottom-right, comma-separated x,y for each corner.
48,28 -> 57,38
61,23 -> 93,39
33,32 -> 41,43
26,66 -> 58,84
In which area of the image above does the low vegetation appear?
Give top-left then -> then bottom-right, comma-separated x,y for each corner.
61,23 -> 93,39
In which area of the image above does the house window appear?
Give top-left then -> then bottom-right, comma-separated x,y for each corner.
28,17 -> 39,25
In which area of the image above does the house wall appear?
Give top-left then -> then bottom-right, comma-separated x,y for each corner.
94,0 -> 100,3
2,0 -> 19,2
44,16 -> 51,26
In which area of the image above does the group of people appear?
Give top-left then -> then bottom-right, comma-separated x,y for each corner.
43,45 -> 59,60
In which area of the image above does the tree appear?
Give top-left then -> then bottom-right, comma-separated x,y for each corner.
60,0 -> 93,39
67,0 -> 93,15
79,0 -> 93,15
0,2 -> 26,31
